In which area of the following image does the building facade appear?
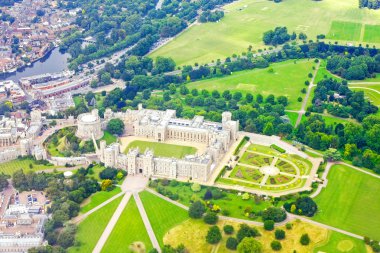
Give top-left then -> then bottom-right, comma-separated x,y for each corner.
76,109 -> 103,140
97,105 -> 239,182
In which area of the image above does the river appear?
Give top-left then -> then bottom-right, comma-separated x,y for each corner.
0,48 -> 70,82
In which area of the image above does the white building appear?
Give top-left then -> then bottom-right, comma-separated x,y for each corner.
76,109 -> 103,140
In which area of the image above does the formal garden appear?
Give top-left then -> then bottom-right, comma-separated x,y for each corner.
217,144 -> 313,193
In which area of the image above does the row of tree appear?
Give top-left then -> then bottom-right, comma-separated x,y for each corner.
359,0 -> 380,9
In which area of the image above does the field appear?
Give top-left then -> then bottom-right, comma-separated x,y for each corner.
80,187 -> 121,213
68,196 -> 123,253
363,24 -> 380,43
349,84 -> 380,106
0,158 -> 57,175
139,191 -> 189,247
102,197 -> 153,253
313,230 -> 367,253
124,140 -> 197,159
187,60 -> 315,110
326,21 -> 362,42
151,0 -> 380,66
313,164 -> 380,241
164,218 -> 344,253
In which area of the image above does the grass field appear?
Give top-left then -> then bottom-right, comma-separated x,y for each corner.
313,230 -> 367,253
285,111 -> 299,126
326,21 -> 362,41
151,0 -> 380,66
349,85 -> 380,106
68,196 -> 123,253
363,24 -> 380,43
80,187 -> 121,213
98,131 -> 117,145
139,191 -> 189,248
0,158 -> 57,175
165,218 -> 334,253
313,164 -> 380,241
102,197 -> 153,253
187,60 -> 315,110
124,140 -> 197,159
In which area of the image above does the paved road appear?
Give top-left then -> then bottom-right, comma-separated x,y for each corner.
134,193 -> 161,252
295,61 -> 321,127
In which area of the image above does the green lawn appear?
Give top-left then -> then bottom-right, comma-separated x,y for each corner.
68,196 -> 123,253
151,182 -> 272,221
349,85 -> 380,106
313,230 -> 367,253
0,158 -> 57,175
187,60 -> 315,110
102,197 -> 153,253
139,191 -> 189,248
151,0 -> 380,66
98,131 -> 117,145
285,111 -> 299,126
313,164 -> 380,241
80,187 -> 122,213
124,140 -> 197,159
326,21 -> 362,41
363,24 -> 380,43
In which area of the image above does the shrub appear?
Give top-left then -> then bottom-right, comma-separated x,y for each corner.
206,226 -> 222,244
188,201 -> 205,219
270,144 -> 285,153
242,193 -> 250,200
262,207 -> 286,222
203,189 -> 213,200
223,225 -> 234,235
364,236 -> 371,245
264,220 -> 275,231
275,229 -> 285,240
300,233 -> 310,245
271,240 -> 282,251
237,224 -> 260,242
211,189 -> 224,200
226,237 -> 238,250
204,212 -> 218,225
191,183 -> 201,192
237,237 -> 263,253
285,223 -> 293,230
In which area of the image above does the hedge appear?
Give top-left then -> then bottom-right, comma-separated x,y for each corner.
270,144 -> 286,153
233,136 -> 250,155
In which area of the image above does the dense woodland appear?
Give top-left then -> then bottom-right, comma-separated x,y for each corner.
359,0 -> 380,9
58,0 -> 234,70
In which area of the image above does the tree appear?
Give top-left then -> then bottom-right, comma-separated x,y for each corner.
275,229 -> 285,240
155,57 -> 176,73
206,226 -> 222,244
300,233 -> 310,245
204,212 -> 218,224
0,173 -> 9,191
262,207 -> 287,222
323,148 -> 342,162
191,183 -> 201,192
106,118 -> 125,136
223,225 -> 234,235
263,220 -> 275,231
99,167 -> 118,180
226,237 -> 238,250
236,224 -> 260,242
271,240 -> 282,251
237,237 -> 263,253
203,189 -> 213,200
189,201 -> 205,218
85,92 -> 95,105
101,179 -> 113,191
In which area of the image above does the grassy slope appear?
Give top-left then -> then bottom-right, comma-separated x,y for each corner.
313,230 -> 367,253
124,140 -> 197,159
0,158 -> 57,175
139,191 -> 189,248
102,197 -> 153,253
68,196 -> 123,253
80,187 -> 122,213
313,164 -> 380,241
187,60 -> 315,110
151,0 -> 380,66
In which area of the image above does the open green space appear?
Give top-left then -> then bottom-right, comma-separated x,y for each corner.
150,181 -> 272,221
313,164 -> 380,241
187,60 -> 315,110
139,191 -> 189,248
313,230 -> 367,253
151,0 -> 380,66
98,130 -> 117,145
363,24 -> 380,43
124,140 -> 197,159
102,197 -> 153,253
285,111 -> 299,126
0,158 -> 57,175
349,86 -> 380,106
80,187 -> 121,213
68,196 -> 123,253
326,21 -> 362,41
